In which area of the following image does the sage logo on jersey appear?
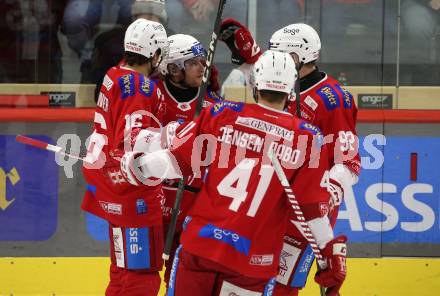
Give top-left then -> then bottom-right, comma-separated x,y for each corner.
199,224 -> 251,255
0,135 -> 58,241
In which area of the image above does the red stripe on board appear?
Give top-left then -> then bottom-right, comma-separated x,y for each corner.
410,153 -> 418,181
0,108 -> 94,122
358,110 -> 440,123
0,95 -> 49,107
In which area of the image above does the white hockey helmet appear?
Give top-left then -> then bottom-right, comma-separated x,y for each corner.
269,23 -> 321,64
124,18 -> 169,61
161,34 -> 205,74
252,50 -> 297,94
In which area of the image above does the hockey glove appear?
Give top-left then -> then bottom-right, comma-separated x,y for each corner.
219,18 -> 262,65
315,235 -> 347,296
120,151 -> 145,186
328,178 -> 343,214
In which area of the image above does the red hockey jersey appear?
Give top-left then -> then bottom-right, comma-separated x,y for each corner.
82,65 -> 164,227
169,101 -> 331,279
287,73 -> 361,176
156,79 -> 221,225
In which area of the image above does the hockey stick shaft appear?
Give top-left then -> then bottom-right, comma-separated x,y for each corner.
162,0 -> 228,260
16,135 -> 89,163
268,149 -> 327,269
268,150 -> 327,295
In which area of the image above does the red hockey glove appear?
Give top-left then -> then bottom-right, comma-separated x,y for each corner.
315,235 -> 347,295
219,18 -> 262,65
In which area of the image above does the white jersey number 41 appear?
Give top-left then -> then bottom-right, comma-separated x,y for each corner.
217,158 -> 275,217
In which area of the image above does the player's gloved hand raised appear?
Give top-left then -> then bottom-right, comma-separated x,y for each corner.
315,235 -> 347,296
120,151 -> 145,186
219,18 -> 262,65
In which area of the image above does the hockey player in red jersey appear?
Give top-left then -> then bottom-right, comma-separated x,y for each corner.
121,50 -> 347,296
155,33 -> 222,285
220,19 -> 359,296
81,18 -> 169,296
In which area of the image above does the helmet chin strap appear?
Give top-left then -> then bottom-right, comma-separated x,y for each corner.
252,88 -> 258,104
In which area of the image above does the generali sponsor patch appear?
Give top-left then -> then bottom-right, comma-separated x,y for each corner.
235,116 -> 294,141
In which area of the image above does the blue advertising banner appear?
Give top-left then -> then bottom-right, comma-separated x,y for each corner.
85,136 -> 440,245
0,135 -> 58,241
335,136 -> 440,243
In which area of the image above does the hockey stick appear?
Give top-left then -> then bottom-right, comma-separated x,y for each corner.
162,0 -> 228,261
268,149 -> 327,295
15,135 -> 90,164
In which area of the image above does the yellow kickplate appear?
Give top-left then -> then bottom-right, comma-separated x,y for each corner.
1,257 -> 439,296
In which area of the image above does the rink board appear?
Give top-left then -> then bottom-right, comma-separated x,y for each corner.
1,257 -> 439,296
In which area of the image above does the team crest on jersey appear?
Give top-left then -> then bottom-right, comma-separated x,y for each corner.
334,84 -> 353,109
210,101 -> 244,116
316,84 -> 340,110
177,102 -> 191,111
139,75 -> 153,97
118,74 -> 135,99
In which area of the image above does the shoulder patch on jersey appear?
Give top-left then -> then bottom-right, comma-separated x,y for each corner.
304,96 -> 318,111
299,121 -> 324,146
210,101 -> 244,116
207,88 -> 224,103
333,84 -> 353,109
139,75 -> 154,97
118,74 -> 135,99
316,84 -> 340,110
103,74 -> 114,91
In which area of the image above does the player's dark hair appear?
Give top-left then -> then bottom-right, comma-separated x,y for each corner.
259,90 -> 288,103
123,51 -> 151,66
305,60 -> 316,67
